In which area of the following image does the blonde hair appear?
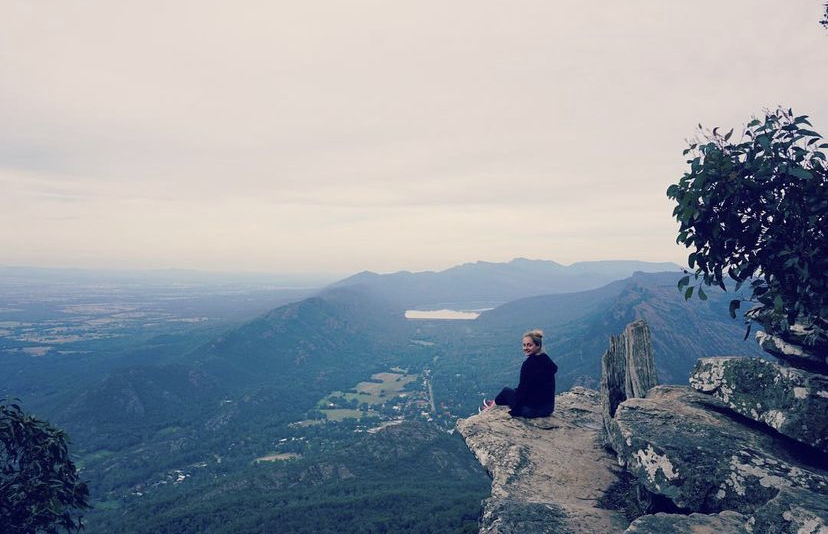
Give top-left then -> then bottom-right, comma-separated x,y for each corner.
523,329 -> 543,348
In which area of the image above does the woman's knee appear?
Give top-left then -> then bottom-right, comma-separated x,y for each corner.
495,387 -> 516,405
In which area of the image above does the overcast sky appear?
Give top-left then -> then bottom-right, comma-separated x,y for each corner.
1,1 -> 826,277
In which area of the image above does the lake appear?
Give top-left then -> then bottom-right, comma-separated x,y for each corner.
404,309 -> 487,320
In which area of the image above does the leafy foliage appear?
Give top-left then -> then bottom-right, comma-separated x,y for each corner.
1,400 -> 90,534
667,108 -> 828,343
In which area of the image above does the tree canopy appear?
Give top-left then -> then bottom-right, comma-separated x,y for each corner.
1,400 -> 90,534
666,108 -> 828,346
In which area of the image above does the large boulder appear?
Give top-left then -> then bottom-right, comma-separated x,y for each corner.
606,385 -> 828,515
756,331 -> 828,376
624,511 -> 748,533
747,486 -> 828,534
751,311 -> 828,374
622,500 -> 828,534
600,320 -> 658,444
456,387 -> 628,534
690,357 -> 828,453
477,500 -> 569,534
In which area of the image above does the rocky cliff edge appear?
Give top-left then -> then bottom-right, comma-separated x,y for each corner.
457,320 -> 828,533
456,387 -> 628,534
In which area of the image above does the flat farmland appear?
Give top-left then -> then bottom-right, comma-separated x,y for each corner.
315,371 -> 420,421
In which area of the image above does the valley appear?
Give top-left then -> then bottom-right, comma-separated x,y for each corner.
1,260 -> 768,533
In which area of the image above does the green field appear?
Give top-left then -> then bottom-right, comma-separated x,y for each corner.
315,371 -> 419,421
321,408 -> 365,422
254,452 -> 302,463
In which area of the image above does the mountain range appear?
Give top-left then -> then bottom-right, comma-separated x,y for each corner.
330,258 -> 682,309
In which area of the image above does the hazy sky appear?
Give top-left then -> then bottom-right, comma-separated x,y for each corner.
1,1 -> 826,276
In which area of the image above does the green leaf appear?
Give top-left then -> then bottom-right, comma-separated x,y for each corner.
684,286 -> 694,300
788,168 -> 813,180
678,275 -> 690,290
698,287 -> 708,300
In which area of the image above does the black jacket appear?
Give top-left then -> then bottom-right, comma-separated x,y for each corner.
515,352 -> 557,409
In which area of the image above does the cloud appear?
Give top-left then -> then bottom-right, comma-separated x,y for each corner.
1,1 -> 826,273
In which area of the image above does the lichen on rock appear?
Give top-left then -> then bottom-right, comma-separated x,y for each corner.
624,511 -> 749,534
459,320 -> 828,534
690,357 -> 828,453
607,386 -> 828,514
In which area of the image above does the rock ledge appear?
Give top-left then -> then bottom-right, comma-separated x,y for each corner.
456,387 -> 627,534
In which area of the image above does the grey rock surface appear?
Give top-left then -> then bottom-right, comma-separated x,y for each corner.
456,387 -> 628,534
690,357 -> 828,453
755,329 -> 828,375
478,500 -> 569,534
600,320 -> 658,444
751,311 -> 828,374
607,385 -> 828,514
747,486 -> 828,534
624,511 -> 748,533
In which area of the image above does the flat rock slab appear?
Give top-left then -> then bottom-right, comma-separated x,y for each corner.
690,357 -> 828,453
755,329 -> 828,375
624,511 -> 748,534
608,385 -> 828,515
457,387 -> 628,534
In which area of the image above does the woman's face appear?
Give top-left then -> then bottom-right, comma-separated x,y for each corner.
522,336 -> 541,356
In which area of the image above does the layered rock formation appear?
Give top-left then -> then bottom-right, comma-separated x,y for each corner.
625,511 -> 749,533
690,357 -> 828,453
752,311 -> 828,375
600,319 -> 658,444
607,386 -> 828,514
602,319 -> 828,533
459,318 -> 828,533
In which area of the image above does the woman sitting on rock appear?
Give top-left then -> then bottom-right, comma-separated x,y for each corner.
484,329 -> 557,418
